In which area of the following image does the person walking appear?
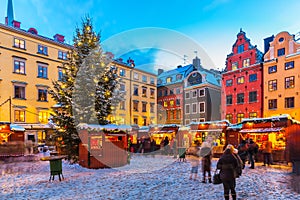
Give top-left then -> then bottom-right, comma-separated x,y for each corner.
200,142 -> 212,183
262,140 -> 273,166
247,138 -> 258,169
217,146 -> 239,200
187,142 -> 200,180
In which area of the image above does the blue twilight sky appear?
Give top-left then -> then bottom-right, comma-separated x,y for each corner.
0,0 -> 299,73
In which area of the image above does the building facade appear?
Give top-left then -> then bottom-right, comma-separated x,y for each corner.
183,66 -> 221,125
109,59 -> 157,126
263,31 -> 300,120
222,29 -> 263,123
157,64 -> 195,125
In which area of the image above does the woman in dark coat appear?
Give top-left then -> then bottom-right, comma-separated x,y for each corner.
217,147 -> 239,200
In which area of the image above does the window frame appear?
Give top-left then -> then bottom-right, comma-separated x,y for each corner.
13,58 -> 26,74
285,76 -> 295,89
37,64 -> 48,79
268,80 -> 277,91
13,38 -> 25,49
237,93 -> 244,104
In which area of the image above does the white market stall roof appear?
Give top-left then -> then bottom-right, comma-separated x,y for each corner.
239,127 -> 284,133
14,123 -> 54,130
10,124 -> 25,131
77,123 -> 132,131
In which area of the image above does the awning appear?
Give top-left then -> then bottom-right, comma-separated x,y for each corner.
15,123 -> 54,130
190,129 -> 223,132
239,127 -> 284,133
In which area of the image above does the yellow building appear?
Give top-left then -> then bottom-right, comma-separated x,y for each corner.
0,20 -> 71,142
263,31 -> 300,120
109,59 -> 157,126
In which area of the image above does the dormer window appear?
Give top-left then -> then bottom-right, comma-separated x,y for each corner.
238,44 -> 244,53
232,62 -> 238,70
166,77 -> 172,83
176,74 -> 182,80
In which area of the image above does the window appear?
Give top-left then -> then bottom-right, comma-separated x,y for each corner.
232,62 -> 238,70
14,85 -> 26,99
119,101 -> 125,110
237,76 -> 244,84
237,113 -> 244,123
176,74 -> 182,80
38,64 -> 48,78
199,102 -> 205,113
150,77 -> 155,84
133,85 -> 139,96
13,59 -> 26,74
142,75 -> 147,83
277,48 -> 285,56
133,101 -> 139,112
285,76 -> 295,89
249,74 -> 257,82
176,99 -> 180,106
237,93 -> 244,104
285,61 -> 294,70
199,89 -> 205,97
176,88 -> 181,94
170,89 -> 174,95
226,95 -> 233,105
249,91 -> 257,103
157,79 -> 162,85
158,90 -> 162,97
15,110 -> 25,122
243,58 -> 250,67
39,111 -> 49,123
58,51 -> 67,60
185,120 -> 190,125
185,104 -> 190,114
120,84 -> 125,92
268,99 -> 277,109
166,77 -> 172,83
133,118 -> 138,125
133,72 -> 139,80
199,118 -> 205,122
150,88 -> 155,98
238,44 -> 244,53
192,90 -> 197,98
185,92 -> 190,99
119,69 -> 126,77
150,103 -> 154,113
249,112 -> 257,118
268,80 -> 277,91
14,38 -> 25,49
170,100 -> 174,107
192,103 -> 197,113
226,114 -> 233,123
176,110 -> 181,119
142,102 -> 147,112
164,101 -> 168,107
38,89 -> 47,101
142,87 -> 147,97
164,90 -> 168,96
143,118 -> 147,126
285,97 -> 294,108
58,68 -> 64,81
37,44 -> 48,55
226,79 -> 233,86
268,65 -> 277,74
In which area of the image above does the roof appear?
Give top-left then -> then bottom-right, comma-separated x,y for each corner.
10,124 -> 25,131
239,127 -> 283,133
157,64 -> 195,86
77,123 -> 132,131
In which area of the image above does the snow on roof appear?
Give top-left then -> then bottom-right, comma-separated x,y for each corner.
190,120 -> 230,126
10,124 -> 25,131
77,123 -> 132,131
241,114 -> 294,123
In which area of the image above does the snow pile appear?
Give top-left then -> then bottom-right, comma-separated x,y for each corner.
0,155 -> 299,200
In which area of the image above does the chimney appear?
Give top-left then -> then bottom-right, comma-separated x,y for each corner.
12,20 -> 20,28
53,34 -> 65,43
127,57 -> 135,67
158,69 -> 164,75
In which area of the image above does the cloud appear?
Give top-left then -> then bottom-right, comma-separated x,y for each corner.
203,0 -> 231,11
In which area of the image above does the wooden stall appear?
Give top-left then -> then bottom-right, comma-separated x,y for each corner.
149,124 -> 179,146
177,126 -> 191,148
78,124 -> 129,169
189,120 -> 230,157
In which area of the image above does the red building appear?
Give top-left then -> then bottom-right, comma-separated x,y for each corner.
222,29 -> 263,123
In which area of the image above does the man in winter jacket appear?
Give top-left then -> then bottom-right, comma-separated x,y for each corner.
217,146 -> 239,200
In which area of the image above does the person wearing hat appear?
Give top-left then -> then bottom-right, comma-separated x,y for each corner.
216,145 -> 239,200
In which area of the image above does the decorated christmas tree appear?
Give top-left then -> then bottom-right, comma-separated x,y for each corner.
49,17 -> 120,162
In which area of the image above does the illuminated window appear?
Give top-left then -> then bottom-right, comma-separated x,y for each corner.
243,58 -> 250,67
249,112 -> 257,118
226,114 -> 233,123
232,62 -> 238,70
39,111 -> 49,123
14,38 -> 25,49
237,76 -> 244,84
170,100 -> 174,106
268,80 -> 277,91
14,59 -> 26,74
166,77 -> 172,83
285,76 -> 295,89
142,87 -> 147,97
38,89 -> 47,101
15,110 -> 25,122
164,101 -> 168,107
237,113 -> 244,123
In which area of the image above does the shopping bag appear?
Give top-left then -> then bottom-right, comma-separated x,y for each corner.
213,169 -> 222,185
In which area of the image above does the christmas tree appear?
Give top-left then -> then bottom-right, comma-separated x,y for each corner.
49,17 -> 120,162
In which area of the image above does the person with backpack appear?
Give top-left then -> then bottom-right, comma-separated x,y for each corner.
247,138 -> 258,169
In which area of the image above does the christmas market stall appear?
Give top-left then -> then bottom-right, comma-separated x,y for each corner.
78,124 -> 130,169
189,120 -> 230,157
149,124 -> 179,146
177,126 -> 191,159
238,114 -> 300,163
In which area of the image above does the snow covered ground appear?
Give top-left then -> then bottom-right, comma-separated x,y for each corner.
0,153 -> 300,200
